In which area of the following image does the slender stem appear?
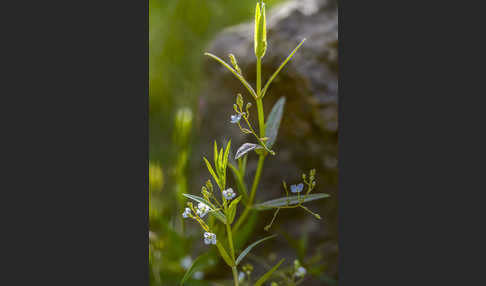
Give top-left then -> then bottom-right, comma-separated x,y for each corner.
233,154 -> 265,232
232,266 -> 239,286
232,56 -> 266,232
226,222 -> 238,286
256,57 -> 265,137
226,223 -> 236,261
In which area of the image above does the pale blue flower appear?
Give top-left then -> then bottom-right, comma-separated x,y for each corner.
182,207 -> 191,218
295,266 -> 306,277
290,183 -> 304,193
222,188 -> 236,200
196,202 -> 210,218
203,232 -> 217,245
230,114 -> 242,124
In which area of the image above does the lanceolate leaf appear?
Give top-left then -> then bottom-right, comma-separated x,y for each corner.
235,143 -> 262,160
204,52 -> 257,99
216,241 -> 234,267
265,97 -> 286,148
261,38 -> 306,98
228,163 -> 248,201
253,258 -> 285,286
203,157 -> 220,189
235,234 -> 277,265
180,252 -> 211,285
182,194 -> 227,224
227,196 -> 242,224
253,193 -> 330,210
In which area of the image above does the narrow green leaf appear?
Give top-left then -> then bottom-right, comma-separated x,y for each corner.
204,52 -> 257,99
218,148 -> 224,174
254,258 -> 285,286
228,163 -> 248,201
253,193 -> 330,210
182,193 -> 227,224
261,38 -> 306,98
265,97 -> 286,148
227,196 -> 242,224
180,252 -> 211,285
203,157 -> 220,189
235,234 -> 277,265
213,141 -> 218,170
223,140 -> 231,171
216,241 -> 234,267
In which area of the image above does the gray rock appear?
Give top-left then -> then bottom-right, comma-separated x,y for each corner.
194,0 -> 338,283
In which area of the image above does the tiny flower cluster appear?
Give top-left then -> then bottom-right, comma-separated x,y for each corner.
222,188 -> 236,200
203,232 -> 217,245
196,202 -> 210,218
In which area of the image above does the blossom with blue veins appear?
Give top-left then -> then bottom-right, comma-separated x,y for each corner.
290,183 -> 304,193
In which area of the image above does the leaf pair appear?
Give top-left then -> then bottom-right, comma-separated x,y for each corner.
204,37 -> 305,100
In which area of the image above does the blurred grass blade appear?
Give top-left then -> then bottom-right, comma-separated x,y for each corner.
265,97 -> 286,148
216,241 -> 234,267
261,38 -> 306,98
181,252 -> 210,285
254,258 -> 285,286
235,234 -> 277,265
182,194 -> 227,223
203,157 -> 220,189
253,193 -> 330,210
204,52 -> 258,99
227,196 -> 242,224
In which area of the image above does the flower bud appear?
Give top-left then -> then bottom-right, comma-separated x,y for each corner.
229,53 -> 242,74
237,93 -> 244,109
254,1 -> 267,59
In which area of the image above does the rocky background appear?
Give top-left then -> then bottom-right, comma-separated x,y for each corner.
191,0 -> 339,284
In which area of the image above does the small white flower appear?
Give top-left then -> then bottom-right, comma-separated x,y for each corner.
182,207 -> 192,218
238,271 -> 245,282
295,266 -> 306,277
203,232 -> 217,245
180,256 -> 192,270
193,271 -> 204,280
230,114 -> 242,124
196,202 -> 211,218
290,183 -> 304,193
222,188 -> 236,200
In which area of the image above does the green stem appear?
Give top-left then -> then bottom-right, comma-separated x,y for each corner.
226,222 -> 238,286
233,56 -> 266,233
232,266 -> 239,286
233,154 -> 265,232
256,57 -> 265,137
226,223 -> 236,261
